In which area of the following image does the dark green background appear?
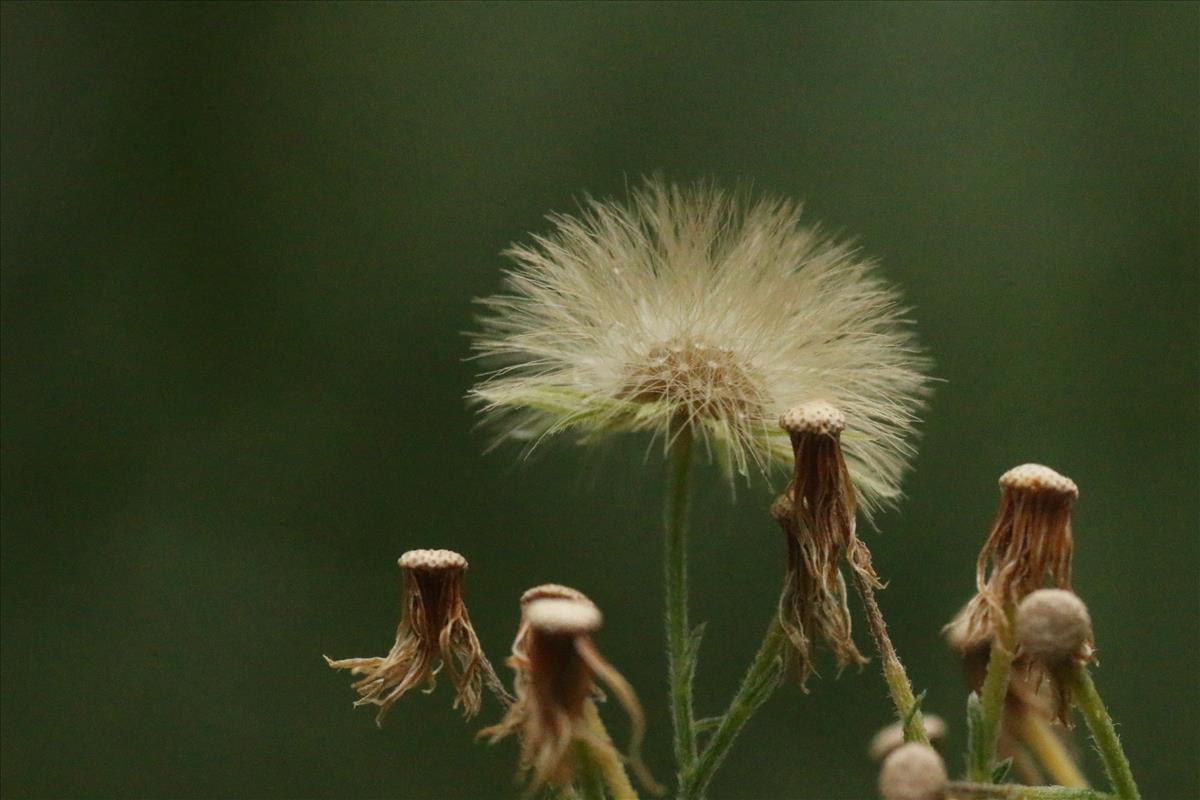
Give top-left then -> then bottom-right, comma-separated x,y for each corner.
3,2 -> 1197,798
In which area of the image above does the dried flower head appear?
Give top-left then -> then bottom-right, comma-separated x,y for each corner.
771,488 -> 866,688
481,598 -> 660,796
771,400 -> 894,686
470,178 -> 930,508
512,584 -> 591,656
781,401 -> 880,581
869,714 -> 948,762
1015,589 -> 1096,724
955,464 -> 1078,646
508,584 -> 596,697
325,549 -> 507,724
943,599 -> 1069,782
878,742 -> 948,800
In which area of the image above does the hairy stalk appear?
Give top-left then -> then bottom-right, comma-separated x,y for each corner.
969,624 -> 1015,781
851,572 -> 929,745
582,701 -> 638,800
1017,711 -> 1088,789
573,740 -> 611,800
664,426 -> 698,782
1069,666 -> 1139,800
682,619 -> 787,800
482,655 -> 516,708
948,781 -> 1114,799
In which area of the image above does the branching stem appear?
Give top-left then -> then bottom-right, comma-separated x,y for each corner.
681,618 -> 786,800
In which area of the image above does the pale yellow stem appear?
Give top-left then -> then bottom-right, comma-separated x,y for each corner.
1018,711 -> 1089,789
582,700 -> 639,800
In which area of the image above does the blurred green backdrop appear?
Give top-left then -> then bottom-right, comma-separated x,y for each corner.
3,2 -> 1197,798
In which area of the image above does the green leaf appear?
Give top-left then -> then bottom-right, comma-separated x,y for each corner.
966,691 -> 987,778
991,756 -> 1014,784
903,689 -> 927,734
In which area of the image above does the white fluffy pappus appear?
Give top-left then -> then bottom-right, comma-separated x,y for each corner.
469,178 -> 931,514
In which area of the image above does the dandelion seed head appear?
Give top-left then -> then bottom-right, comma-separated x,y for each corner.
470,177 -> 931,512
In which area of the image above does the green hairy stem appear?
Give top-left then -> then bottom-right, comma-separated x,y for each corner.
948,781 -> 1115,799
851,571 -> 930,745
572,740 -> 612,800
968,625 -> 1016,781
1070,666 -> 1140,800
664,427 -> 698,784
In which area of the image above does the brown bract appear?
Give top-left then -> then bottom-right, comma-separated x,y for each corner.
480,598 -> 660,797
325,549 -> 508,724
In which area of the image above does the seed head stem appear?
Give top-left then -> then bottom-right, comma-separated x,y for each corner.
582,701 -> 640,800
969,620 -> 1016,781
851,569 -> 930,745
573,739 -> 614,800
664,425 -> 698,782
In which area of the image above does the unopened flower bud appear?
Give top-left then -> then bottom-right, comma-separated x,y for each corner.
1012,589 -> 1096,725
878,742 -> 947,800
869,715 -> 947,762
1016,589 -> 1093,666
